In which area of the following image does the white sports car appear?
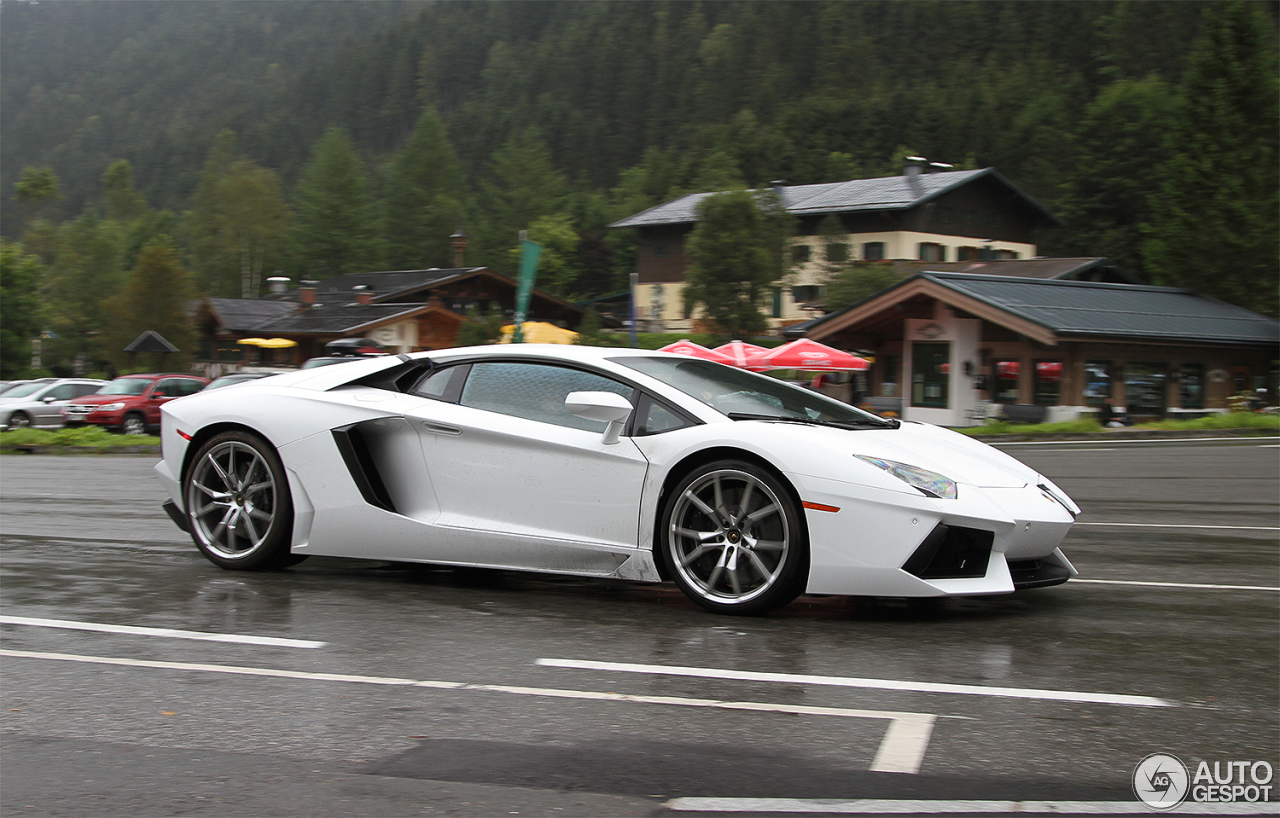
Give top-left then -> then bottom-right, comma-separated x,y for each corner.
156,345 -> 1078,615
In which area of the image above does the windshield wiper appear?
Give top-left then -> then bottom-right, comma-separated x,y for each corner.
727,412 -> 899,430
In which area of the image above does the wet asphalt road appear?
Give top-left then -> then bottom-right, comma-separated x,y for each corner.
1,439 -> 1277,817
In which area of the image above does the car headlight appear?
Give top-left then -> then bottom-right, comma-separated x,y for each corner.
853,455 -> 958,499
97,402 -> 126,412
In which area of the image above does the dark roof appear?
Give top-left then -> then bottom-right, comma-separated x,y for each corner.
885,257 -> 1142,284
206,298 -> 299,331
792,272 -> 1280,346
259,303 -> 433,335
286,267 -> 484,303
610,168 -> 1060,228
123,330 -> 179,353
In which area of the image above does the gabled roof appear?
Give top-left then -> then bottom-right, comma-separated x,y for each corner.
610,168 -> 1060,229
799,272 -> 1280,347
204,298 -> 299,332
884,257 -> 1142,285
276,267 -> 487,303
255,303 -> 438,335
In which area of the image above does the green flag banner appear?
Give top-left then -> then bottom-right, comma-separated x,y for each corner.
512,239 -> 542,344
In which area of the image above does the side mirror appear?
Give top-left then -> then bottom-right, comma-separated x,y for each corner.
42,396 -> 58,404
153,390 -> 167,398
565,391 -> 633,445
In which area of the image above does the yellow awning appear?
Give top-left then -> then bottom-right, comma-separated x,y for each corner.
499,322 -> 579,345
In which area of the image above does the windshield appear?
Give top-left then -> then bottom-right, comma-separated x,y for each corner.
1,382 -> 47,398
99,378 -> 151,396
614,357 -> 888,425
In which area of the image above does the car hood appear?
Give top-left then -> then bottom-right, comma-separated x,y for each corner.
745,419 -> 1039,488
67,394 -> 140,405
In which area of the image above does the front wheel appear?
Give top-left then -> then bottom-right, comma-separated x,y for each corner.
659,460 -> 808,615
183,431 -> 295,570
121,413 -> 148,436
7,411 -> 32,430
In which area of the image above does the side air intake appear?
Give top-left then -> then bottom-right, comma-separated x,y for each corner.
902,524 -> 993,580
332,423 -> 397,513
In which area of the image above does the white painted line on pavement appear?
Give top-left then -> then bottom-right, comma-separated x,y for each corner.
1073,579 -> 1280,592
0,649 -> 937,774
536,658 -> 1172,708
0,615 -> 327,649
1075,522 -> 1280,531
664,798 -> 1277,814
996,436 -> 1279,447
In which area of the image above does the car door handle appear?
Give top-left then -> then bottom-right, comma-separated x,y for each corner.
421,422 -> 462,436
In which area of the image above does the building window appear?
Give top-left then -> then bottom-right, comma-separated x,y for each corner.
1084,360 -> 1113,407
1126,362 -> 1167,416
791,285 -> 822,303
652,243 -> 667,257
1179,364 -> 1205,409
825,243 -> 849,263
996,249 -> 1020,259
956,246 -> 982,261
993,360 -> 1020,402
863,242 -> 885,261
912,343 -> 949,408
1033,360 -> 1062,405
791,245 -> 811,264
771,287 -> 783,318
918,242 -> 946,262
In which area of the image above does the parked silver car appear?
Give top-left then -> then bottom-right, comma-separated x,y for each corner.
0,378 -> 107,430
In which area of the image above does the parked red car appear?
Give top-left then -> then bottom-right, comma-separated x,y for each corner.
63,373 -> 209,435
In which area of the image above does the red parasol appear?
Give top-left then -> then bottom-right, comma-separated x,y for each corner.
713,340 -> 771,370
657,340 -> 736,364
750,339 -> 870,371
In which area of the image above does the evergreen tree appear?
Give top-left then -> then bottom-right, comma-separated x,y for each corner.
683,189 -> 790,340
289,127 -> 380,279
1142,1 -> 1279,317
101,236 -> 196,372
0,243 -> 44,378
481,126 -> 569,270
507,213 -> 579,297
1052,75 -> 1179,278
383,108 -> 469,270
102,160 -> 148,224
823,262 -> 903,313
44,211 -> 129,372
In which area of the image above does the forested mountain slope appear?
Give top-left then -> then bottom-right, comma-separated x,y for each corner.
2,0 -> 1276,316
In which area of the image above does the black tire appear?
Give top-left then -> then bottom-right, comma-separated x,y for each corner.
183,431 -> 295,570
7,411 -> 32,430
658,460 -> 808,615
121,413 -> 148,436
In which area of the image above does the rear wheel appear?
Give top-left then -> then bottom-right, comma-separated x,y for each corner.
7,411 -> 32,430
659,460 -> 808,615
183,431 -> 295,570
121,413 -> 147,436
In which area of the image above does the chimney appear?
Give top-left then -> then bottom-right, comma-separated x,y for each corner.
266,275 -> 290,295
904,155 -> 928,185
353,285 -> 374,305
450,227 -> 469,268
300,279 -> 317,305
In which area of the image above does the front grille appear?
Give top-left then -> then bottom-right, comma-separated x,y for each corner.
66,404 -> 96,413
902,524 -> 993,580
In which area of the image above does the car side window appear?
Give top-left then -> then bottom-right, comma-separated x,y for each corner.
633,393 -> 695,435
44,384 -> 76,401
70,384 -> 101,398
176,379 -> 204,396
459,362 -> 634,432
413,365 -> 468,402
153,379 -> 177,397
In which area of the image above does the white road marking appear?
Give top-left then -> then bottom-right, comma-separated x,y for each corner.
664,798 -> 1277,814
996,436 -> 1279,447
535,658 -> 1171,708
0,615 -> 327,649
1075,522 -> 1280,531
1073,579 -> 1280,592
0,649 -> 937,774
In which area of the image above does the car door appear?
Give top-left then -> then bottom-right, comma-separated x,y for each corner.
411,360 -> 650,569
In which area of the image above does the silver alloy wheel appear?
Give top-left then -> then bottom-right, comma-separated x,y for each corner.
122,414 -> 147,435
187,440 -> 279,561
667,468 -> 791,605
7,412 -> 31,429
